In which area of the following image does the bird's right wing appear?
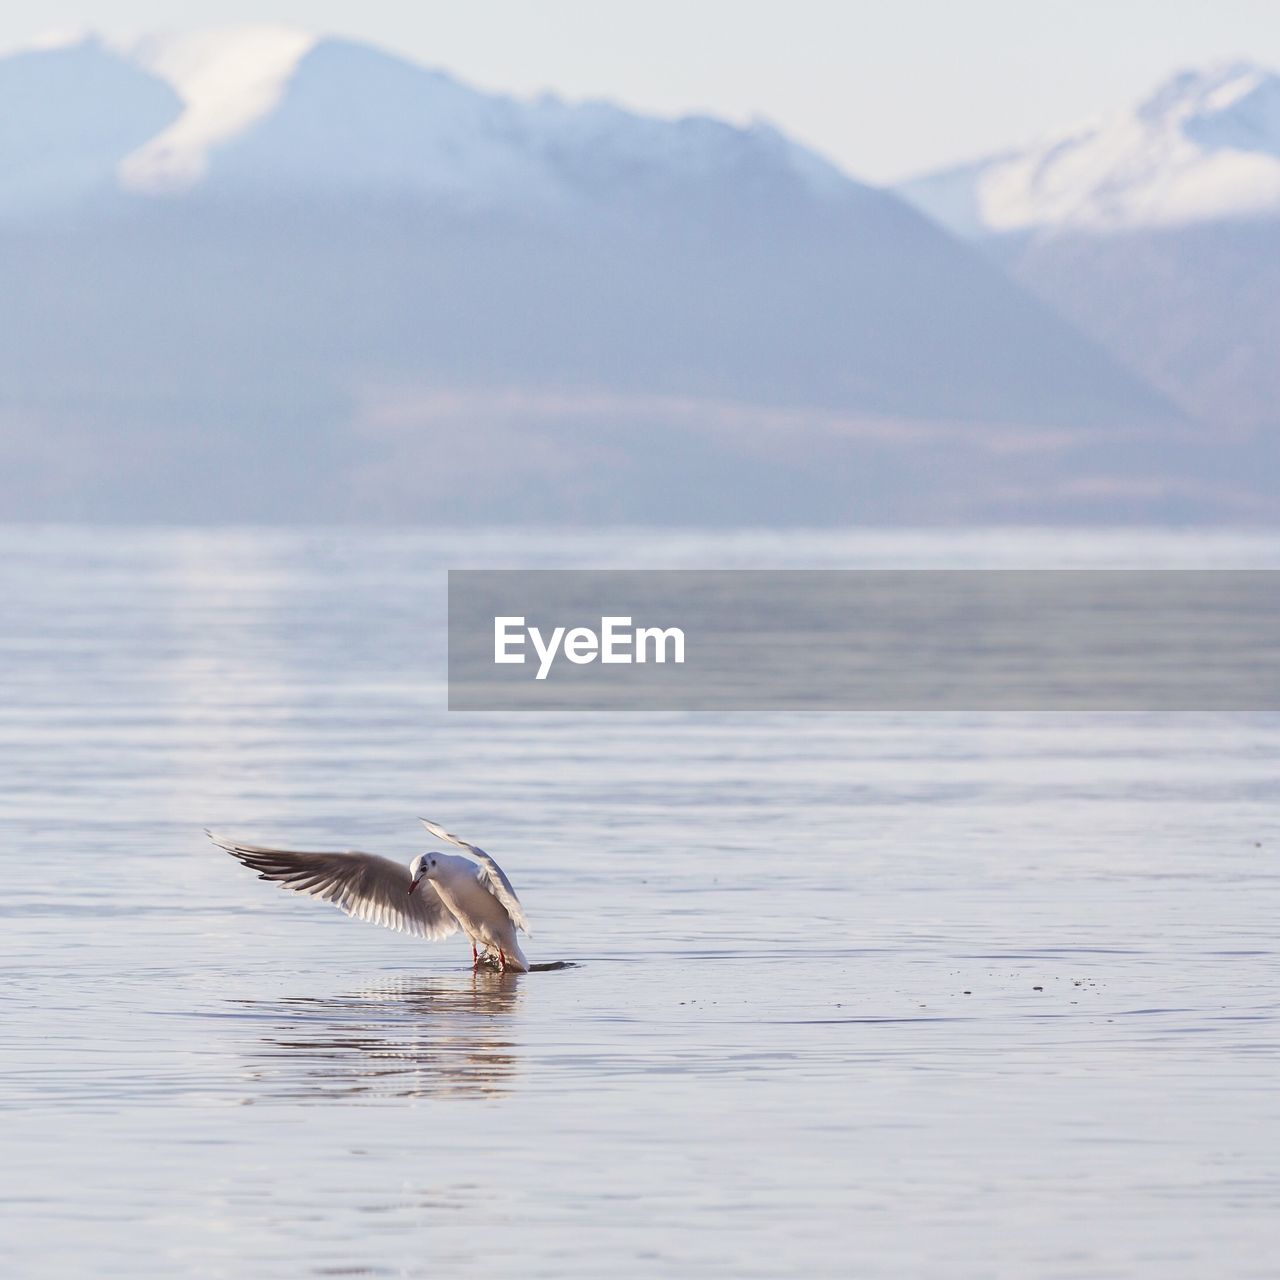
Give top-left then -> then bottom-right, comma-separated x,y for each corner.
209,832 -> 461,940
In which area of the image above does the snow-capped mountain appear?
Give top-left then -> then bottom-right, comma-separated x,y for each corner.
3,28 -> 1234,524
894,62 -> 1280,434
2,26 -> 849,216
899,62 -> 1280,236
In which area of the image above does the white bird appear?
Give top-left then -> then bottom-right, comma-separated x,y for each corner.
208,819 -> 532,972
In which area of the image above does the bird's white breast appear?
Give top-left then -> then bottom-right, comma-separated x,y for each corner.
432,861 -> 511,939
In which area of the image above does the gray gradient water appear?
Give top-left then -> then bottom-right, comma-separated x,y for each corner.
2,528 -> 1278,1278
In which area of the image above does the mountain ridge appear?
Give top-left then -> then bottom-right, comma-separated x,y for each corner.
3,27 -> 856,215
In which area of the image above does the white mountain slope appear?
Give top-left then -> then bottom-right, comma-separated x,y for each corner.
118,25 -> 318,192
899,62 -> 1280,236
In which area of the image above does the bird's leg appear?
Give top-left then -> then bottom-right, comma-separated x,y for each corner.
499,949 -> 507,973
471,940 -> 479,967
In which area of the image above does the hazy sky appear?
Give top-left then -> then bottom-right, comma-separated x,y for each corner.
12,1 -> 1280,182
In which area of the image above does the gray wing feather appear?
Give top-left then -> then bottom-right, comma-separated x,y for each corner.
208,831 -> 461,940
418,819 -> 531,935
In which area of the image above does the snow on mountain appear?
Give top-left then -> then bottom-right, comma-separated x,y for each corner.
117,25 -> 318,192
899,62 -> 1280,236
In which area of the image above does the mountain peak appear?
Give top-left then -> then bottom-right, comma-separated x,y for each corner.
899,59 -> 1280,236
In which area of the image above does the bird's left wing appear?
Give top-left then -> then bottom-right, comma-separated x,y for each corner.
419,819 -> 531,936
209,831 -> 461,940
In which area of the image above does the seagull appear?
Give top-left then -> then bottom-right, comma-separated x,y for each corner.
208,819 -> 532,972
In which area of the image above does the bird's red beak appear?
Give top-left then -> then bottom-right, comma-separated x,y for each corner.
407,876 -> 422,896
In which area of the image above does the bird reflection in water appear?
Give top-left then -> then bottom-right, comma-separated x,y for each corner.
235,972 -> 524,1101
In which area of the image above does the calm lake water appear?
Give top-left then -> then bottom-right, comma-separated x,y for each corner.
2,527 -> 1278,1278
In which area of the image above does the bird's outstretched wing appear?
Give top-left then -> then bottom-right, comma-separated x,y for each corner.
208,831 -> 461,940
419,819 -> 531,936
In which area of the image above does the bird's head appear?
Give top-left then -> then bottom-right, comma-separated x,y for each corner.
407,852 -> 441,895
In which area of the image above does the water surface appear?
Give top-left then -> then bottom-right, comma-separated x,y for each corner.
2,528 -> 1278,1278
